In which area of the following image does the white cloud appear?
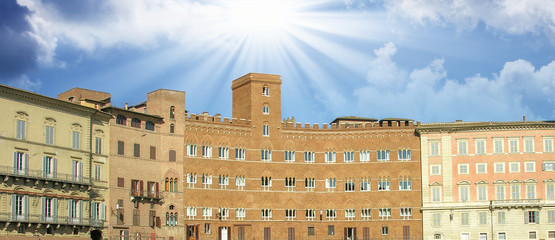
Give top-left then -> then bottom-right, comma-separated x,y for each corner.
9,74 -> 42,92
353,42 -> 555,122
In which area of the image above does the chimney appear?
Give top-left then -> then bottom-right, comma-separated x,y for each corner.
124,103 -> 128,110
523,115 -> 527,121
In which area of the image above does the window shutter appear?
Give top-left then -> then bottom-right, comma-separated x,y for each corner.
78,200 -> 83,221
68,199 -> 73,218
53,158 -> 57,178
535,211 -> 540,223
72,161 -> 76,181
24,153 -> 29,175
156,216 -> 161,228
41,197 -> 46,221
13,152 -> 17,174
78,162 -> 83,182
91,202 -> 96,219
42,157 -> 47,178
140,181 -> 144,196
525,212 -> 528,224
24,195 -> 29,220
100,203 -> 106,220
53,198 -> 58,219
156,182 -> 159,196
11,194 -> 16,220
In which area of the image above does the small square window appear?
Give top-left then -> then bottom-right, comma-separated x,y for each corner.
458,164 -> 469,174
308,227 -> 315,236
431,165 -> 441,175
381,226 -> 388,235
494,162 -> 505,173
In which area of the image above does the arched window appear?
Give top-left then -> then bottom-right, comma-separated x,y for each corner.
145,121 -> 154,131
131,118 -> 141,128
174,178 -> 178,192
169,178 -> 174,192
116,115 -> 127,125
170,124 -> 175,133
169,106 -> 175,119
165,178 -> 169,191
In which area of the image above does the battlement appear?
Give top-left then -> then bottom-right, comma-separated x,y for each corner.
185,112 -> 251,126
281,118 -> 416,131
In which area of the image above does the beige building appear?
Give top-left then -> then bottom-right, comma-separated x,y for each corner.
0,84 -> 111,239
418,121 -> 555,240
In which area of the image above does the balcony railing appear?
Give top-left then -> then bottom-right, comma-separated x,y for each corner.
0,212 -> 104,227
0,165 -> 91,186
130,189 -> 162,202
492,199 -> 542,208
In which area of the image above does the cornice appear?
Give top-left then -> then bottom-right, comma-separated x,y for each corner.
416,121 -> 555,134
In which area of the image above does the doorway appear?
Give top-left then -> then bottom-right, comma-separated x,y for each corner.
219,226 -> 231,240
344,227 -> 356,240
186,225 -> 198,240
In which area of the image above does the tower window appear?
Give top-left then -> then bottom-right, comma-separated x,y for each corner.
262,86 -> 269,96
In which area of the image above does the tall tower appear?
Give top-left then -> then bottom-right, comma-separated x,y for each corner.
232,72 -> 282,128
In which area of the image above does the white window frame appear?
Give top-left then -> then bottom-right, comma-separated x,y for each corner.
476,163 -> 487,174
524,137 -> 534,153
431,164 -> 441,175
430,140 -> 440,156
261,149 -> 272,162
187,144 -> 197,157
459,185 -> 470,202
218,147 -> 229,160
508,138 -> 519,153
378,208 -> 391,220
543,137 -> 553,152
493,138 -> 504,154
477,185 -> 488,201
494,162 -> 505,173
262,124 -> 269,136
377,150 -> 390,161
475,139 -> 486,155
398,149 -> 411,161
325,152 -> 336,163
458,164 -> 469,174
262,105 -> 269,115
509,162 -> 520,173
360,150 -> 370,162
378,178 -> 390,191
525,161 -> 536,172
235,148 -> 245,160
304,151 -> 314,163
46,126 -> 54,145
284,151 -> 295,162
343,151 -> 354,163
457,139 -> 468,155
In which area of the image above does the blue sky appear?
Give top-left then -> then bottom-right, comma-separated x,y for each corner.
1,0 -> 555,123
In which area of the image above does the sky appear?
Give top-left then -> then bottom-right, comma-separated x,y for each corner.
1,0 -> 555,124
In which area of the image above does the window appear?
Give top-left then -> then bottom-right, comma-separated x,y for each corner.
261,149 -> 271,162
430,141 -> 440,156
457,139 -> 468,155
494,162 -> 505,173
218,175 -> 229,189
508,138 -> 519,153
218,208 -> 229,220
328,225 -> 335,235
285,177 -> 295,191
93,137 -> 102,154
549,231 -> 555,239
344,178 -> 355,192
307,227 -> 315,236
432,187 -> 441,202
187,144 -> 197,156
262,105 -> 269,114
325,151 -> 336,163
548,210 -> 555,223
432,213 -> 441,226
510,184 -> 521,199
326,209 -> 337,220
169,150 -> 176,162
16,120 -> 26,140
186,207 -> 197,219
284,150 -> 295,162
218,147 -> 229,159
543,137 -> 553,152
236,176 -> 245,190
360,151 -> 370,162
325,177 -> 335,191
476,163 -> 487,174
118,177 -> 124,187
304,151 -> 314,163
497,211 -> 506,224
525,211 -> 539,224
134,143 -> 140,157
117,200 -> 124,225
150,146 -> 156,160
94,165 -> 101,180
42,156 -> 56,178
12,194 -> 28,220
526,184 -> 536,199
379,208 -> 391,219
479,212 -> 488,225
264,227 -> 271,240
262,209 -> 272,220
236,208 -> 246,219
305,178 -> 315,191
285,209 -> 296,220
525,161 -> 535,172
458,164 -> 469,174
169,124 -> 174,133
381,226 -> 389,235
13,152 -> 28,175
431,165 -> 441,175
236,148 -> 246,160
399,177 -> 412,190
131,118 -> 141,128
434,234 -> 442,239
378,178 -> 390,191
148,210 -> 155,227
186,173 -> 197,188
202,207 -> 212,219
478,185 -> 488,201
202,174 -> 212,188
118,141 -> 124,155
544,162 -> 554,171
498,232 -> 506,240
72,160 -> 83,182
145,121 -> 154,131
344,151 -> 354,162
496,185 -> 505,200
377,150 -> 390,161
360,177 -> 371,191
398,149 -> 411,161
116,115 -> 127,125
479,233 -> 487,240
45,126 -> 54,145
72,131 -> 80,149
68,199 -> 82,222
459,185 -> 469,202
262,86 -> 269,96
494,138 -> 504,153
529,231 -> 537,239
475,139 -> 486,154
524,137 -> 534,153
345,209 -> 355,220
361,208 -> 371,220
169,106 -> 175,119
400,208 -> 412,219
547,182 -> 555,200
262,124 -> 269,136
461,212 -> 469,225
261,176 -> 272,191
305,209 -> 316,221
202,145 -> 212,158
509,162 -> 520,173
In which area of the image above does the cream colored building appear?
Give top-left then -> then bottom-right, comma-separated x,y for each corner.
0,84 -> 111,239
418,121 -> 555,240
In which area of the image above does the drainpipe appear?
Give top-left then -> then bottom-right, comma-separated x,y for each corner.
490,200 -> 494,240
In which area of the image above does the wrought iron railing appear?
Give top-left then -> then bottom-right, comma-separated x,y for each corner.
0,165 -> 91,185
0,212 -> 104,227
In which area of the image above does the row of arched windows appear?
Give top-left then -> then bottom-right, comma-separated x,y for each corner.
165,178 -> 178,192
116,115 -> 155,131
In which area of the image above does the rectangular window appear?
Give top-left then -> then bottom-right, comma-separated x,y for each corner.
72,160 -> 83,182
459,186 -> 469,202
261,150 -> 271,162
236,176 -> 245,190
475,139 -> 486,154
187,173 -> 197,188
328,225 -> 335,235
219,208 -> 229,219
378,179 -> 390,191
133,209 -> 140,226
202,146 -> 212,158
509,162 -> 520,173
326,209 -> 337,220
526,184 -> 536,199
324,178 -> 335,191
379,208 -> 391,219
186,207 -> 196,219
525,161 -> 535,172
72,131 -> 80,149
285,209 -> 296,220
458,164 -> 469,174
498,212 -> 506,224
218,147 -> 229,159
13,152 -> 28,175
494,138 -> 504,153
360,178 -> 371,191
431,165 -> 441,175
16,120 -> 26,140
548,210 -> 555,223
325,152 -> 336,163
496,185 -> 505,200
202,174 -> 212,189
547,183 -> 555,200
305,209 -> 316,221
218,175 -> 229,189
498,233 -> 506,240
461,212 -> 469,225
236,148 -> 246,160
529,231 -> 537,239
94,137 -> 102,154
509,138 -> 519,153
45,126 -> 54,145
544,162 -> 554,171
543,137 -> 553,152
262,124 -> 269,136
479,233 -> 488,240
432,187 -> 441,202
133,143 -> 140,157
361,208 -> 371,219
478,185 -> 488,201
398,149 -> 411,161
345,209 -> 355,220
344,180 -> 355,192
42,156 -> 55,178
381,226 -> 389,235
186,144 -> 197,157
68,199 -> 82,222
262,86 -> 269,96
202,207 -> 212,219
304,151 -> 314,163
343,151 -> 354,162
525,211 -> 539,224
549,231 -> 555,238
494,162 -> 505,173
307,227 -> 314,236
236,208 -> 246,219
149,146 -> 156,160
117,141 -> 124,155
12,194 -> 28,220
399,178 -> 412,190
377,150 -> 390,161
476,163 -> 487,174
432,213 -> 441,226
479,212 -> 488,225
284,151 -> 295,162
400,208 -> 412,219
262,209 -> 272,220
457,140 -> 468,155
360,150 -> 370,162
264,227 -> 271,240
524,137 -> 534,153
94,165 -> 101,181
430,141 -> 440,156
510,185 -> 521,199
117,177 -> 124,187
261,176 -> 272,190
